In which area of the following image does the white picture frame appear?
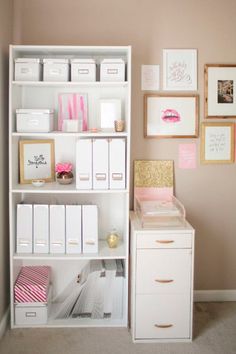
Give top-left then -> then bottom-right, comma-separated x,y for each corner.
144,94 -> 199,138
19,139 -> 55,184
163,49 -> 197,91
99,99 -> 121,130
200,122 -> 234,164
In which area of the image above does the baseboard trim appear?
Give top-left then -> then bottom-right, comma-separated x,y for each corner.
194,290 -> 236,302
0,307 -> 9,339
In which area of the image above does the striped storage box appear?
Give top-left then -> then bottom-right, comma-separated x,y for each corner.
14,266 -> 51,303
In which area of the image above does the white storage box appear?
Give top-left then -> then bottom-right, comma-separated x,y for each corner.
16,109 -> 54,133
15,286 -> 52,325
100,58 -> 125,82
43,58 -> 69,82
15,58 -> 42,81
15,303 -> 48,325
71,58 -> 96,82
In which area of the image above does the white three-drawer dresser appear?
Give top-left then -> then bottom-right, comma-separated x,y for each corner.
130,211 -> 195,343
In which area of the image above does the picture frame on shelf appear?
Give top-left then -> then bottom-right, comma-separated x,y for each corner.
204,64 -> 236,118
200,122 -> 234,164
19,139 -> 55,184
163,49 -> 197,91
144,94 -> 199,138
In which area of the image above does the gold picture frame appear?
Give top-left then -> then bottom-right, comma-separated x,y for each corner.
200,122 -> 234,164
144,94 -> 199,138
19,139 -> 55,184
204,64 -> 236,118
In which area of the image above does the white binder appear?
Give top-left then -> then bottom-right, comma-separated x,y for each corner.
109,138 -> 126,189
76,139 -> 92,189
66,205 -> 82,254
33,204 -> 49,254
82,205 -> 98,253
49,205 -> 65,254
93,139 -> 109,189
16,204 -> 33,254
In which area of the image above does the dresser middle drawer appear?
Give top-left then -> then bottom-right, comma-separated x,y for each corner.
136,249 -> 192,294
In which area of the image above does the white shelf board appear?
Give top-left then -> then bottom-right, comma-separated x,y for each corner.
12,81 -> 128,87
13,241 -> 126,260
11,182 -> 129,194
12,131 -> 128,138
12,315 -> 127,329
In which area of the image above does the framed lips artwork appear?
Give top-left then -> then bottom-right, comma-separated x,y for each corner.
144,94 -> 199,138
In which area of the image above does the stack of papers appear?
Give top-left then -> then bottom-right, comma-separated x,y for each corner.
55,260 -> 124,319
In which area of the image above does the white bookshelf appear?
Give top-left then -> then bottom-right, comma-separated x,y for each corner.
9,45 -> 131,328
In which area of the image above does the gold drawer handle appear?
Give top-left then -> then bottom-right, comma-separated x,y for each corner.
155,324 -> 173,329
155,240 -> 174,244
155,279 -> 174,283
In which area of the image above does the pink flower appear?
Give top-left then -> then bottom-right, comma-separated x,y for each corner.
55,162 -> 73,173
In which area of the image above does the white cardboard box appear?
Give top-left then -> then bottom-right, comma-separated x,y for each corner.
82,205 -> 98,253
71,58 -> 96,82
43,58 -> 69,82
33,204 -> 49,254
100,58 -> 125,82
49,205 -> 65,254
76,139 -> 93,189
109,138 -> 126,189
15,303 -> 49,325
16,109 -> 54,133
66,205 -> 82,254
16,204 -> 33,254
15,58 -> 42,81
15,286 -> 52,325
93,139 -> 109,190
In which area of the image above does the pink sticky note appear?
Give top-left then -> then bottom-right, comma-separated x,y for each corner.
178,143 -> 197,169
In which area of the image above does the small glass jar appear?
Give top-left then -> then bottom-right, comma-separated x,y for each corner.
106,228 -> 120,248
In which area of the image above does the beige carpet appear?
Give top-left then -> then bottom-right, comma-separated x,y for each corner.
0,302 -> 236,354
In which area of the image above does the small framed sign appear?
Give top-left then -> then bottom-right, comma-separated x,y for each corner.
200,122 -> 234,164
19,139 -> 55,184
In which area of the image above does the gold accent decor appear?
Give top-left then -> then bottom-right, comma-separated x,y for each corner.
154,324 -> 173,329
134,160 -> 174,188
155,279 -> 174,283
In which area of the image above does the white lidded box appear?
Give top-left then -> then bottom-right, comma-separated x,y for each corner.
100,58 -> 125,81
71,58 -> 96,82
15,286 -> 52,326
16,109 -> 54,133
15,58 -> 42,81
43,58 -> 69,82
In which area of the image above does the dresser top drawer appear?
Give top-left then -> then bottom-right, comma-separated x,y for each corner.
136,232 -> 192,249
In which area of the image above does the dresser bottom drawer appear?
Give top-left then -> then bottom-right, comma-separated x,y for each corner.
135,293 -> 191,339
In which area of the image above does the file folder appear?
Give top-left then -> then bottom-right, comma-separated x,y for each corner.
82,205 -> 98,253
16,204 -> 33,254
93,139 -> 109,190
76,139 -> 92,189
109,138 -> 126,189
49,205 -> 65,254
66,205 -> 82,254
